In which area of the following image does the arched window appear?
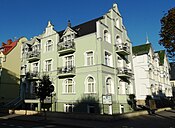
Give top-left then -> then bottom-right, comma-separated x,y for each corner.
116,35 -> 122,44
116,18 -> 120,28
118,80 -> 126,94
63,78 -> 75,93
104,30 -> 110,43
106,77 -> 114,94
46,40 -> 53,52
85,76 -> 95,93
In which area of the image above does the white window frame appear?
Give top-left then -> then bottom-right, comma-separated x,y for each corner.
85,51 -> 94,66
32,62 -> 39,73
104,50 -> 113,67
118,80 -> 126,95
115,18 -> 120,28
105,77 -> 114,94
116,35 -> 122,45
46,39 -> 53,52
64,104 -> 74,112
45,59 -> 52,72
62,78 -> 75,94
63,54 -> 74,68
104,30 -> 111,43
85,75 -> 96,93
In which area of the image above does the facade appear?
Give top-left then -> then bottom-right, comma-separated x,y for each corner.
20,4 -> 135,114
170,62 -> 175,98
0,37 -> 27,105
132,42 -> 172,105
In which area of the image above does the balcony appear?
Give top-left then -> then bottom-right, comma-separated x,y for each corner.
57,41 -> 75,55
115,43 -> 130,55
27,51 -> 40,62
57,66 -> 75,78
117,67 -> 132,78
26,72 -> 40,81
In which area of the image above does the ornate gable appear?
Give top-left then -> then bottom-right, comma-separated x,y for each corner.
61,26 -> 77,39
42,21 -> 57,38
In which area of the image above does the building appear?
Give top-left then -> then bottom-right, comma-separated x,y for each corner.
170,62 -> 175,98
0,37 -> 27,105
20,3 -> 135,114
132,42 -> 172,105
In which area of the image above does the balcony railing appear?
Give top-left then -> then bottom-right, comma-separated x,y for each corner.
57,66 -> 75,77
115,43 -> 130,55
57,41 -> 75,55
26,71 -> 40,80
27,51 -> 40,62
117,67 -> 132,78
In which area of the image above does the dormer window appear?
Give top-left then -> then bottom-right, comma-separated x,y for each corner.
64,34 -> 74,43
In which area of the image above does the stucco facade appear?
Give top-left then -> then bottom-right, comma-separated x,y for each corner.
133,43 -> 172,105
20,4 -> 135,114
0,37 -> 27,105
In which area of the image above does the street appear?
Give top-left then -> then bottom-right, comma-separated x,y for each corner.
0,118 -> 72,128
112,110 -> 175,128
0,109 -> 174,128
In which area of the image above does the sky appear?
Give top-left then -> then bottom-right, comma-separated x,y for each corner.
0,0 -> 175,51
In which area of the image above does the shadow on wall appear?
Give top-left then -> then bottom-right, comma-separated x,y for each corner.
0,68 -> 20,105
73,95 -> 101,114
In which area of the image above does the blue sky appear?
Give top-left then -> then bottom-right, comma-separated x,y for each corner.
0,0 -> 175,51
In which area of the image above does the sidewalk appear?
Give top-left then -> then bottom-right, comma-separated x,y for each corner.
12,114 -> 112,128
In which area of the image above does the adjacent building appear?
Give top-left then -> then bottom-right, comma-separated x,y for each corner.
0,37 -> 27,105
20,3 -> 135,114
132,42 -> 172,105
170,62 -> 175,98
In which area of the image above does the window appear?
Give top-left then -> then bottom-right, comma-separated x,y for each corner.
46,40 -> 53,52
118,80 -> 126,94
106,77 -> 114,94
64,55 -> 74,67
85,76 -> 95,93
64,34 -> 74,43
116,35 -> 122,45
116,18 -> 120,28
45,59 -> 52,71
33,62 -> 38,73
104,30 -> 110,43
63,78 -> 75,93
86,51 -> 94,66
105,51 -> 112,67
64,104 -> 74,112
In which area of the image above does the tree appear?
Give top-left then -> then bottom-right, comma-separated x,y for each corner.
127,94 -> 137,111
159,7 -> 175,61
36,75 -> 54,103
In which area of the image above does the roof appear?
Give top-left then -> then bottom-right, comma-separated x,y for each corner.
170,62 -> 175,80
132,43 -> 151,55
58,16 -> 103,39
155,50 -> 165,66
1,39 -> 18,55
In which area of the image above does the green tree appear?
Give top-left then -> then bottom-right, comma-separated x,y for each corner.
36,75 -> 54,102
127,94 -> 137,111
159,7 -> 175,61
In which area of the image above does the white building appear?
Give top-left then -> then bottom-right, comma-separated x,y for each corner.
132,42 -> 172,105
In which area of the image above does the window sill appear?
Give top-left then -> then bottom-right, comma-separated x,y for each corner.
62,93 -> 76,95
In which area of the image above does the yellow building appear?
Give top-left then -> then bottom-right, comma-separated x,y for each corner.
0,37 -> 27,105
